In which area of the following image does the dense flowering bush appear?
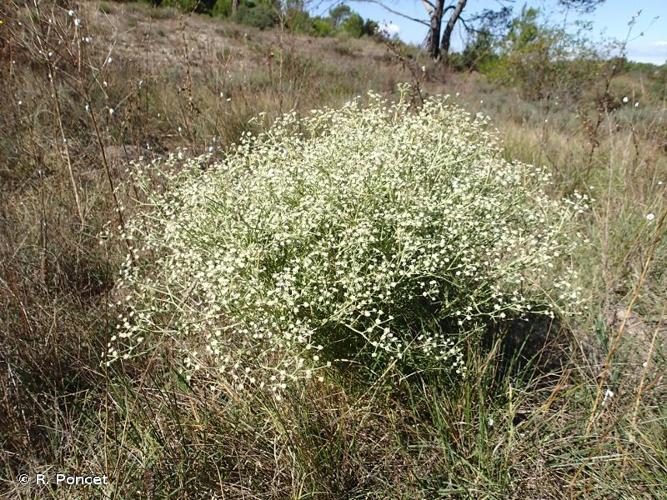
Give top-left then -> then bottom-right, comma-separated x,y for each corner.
109,90 -> 587,395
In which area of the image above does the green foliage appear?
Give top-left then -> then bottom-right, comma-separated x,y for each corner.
363,19 -> 379,37
506,6 -> 540,49
139,0 -> 374,39
340,12 -> 364,38
456,29 -> 497,71
623,60 -> 667,101
484,7 -> 606,101
325,5 -> 369,38
285,7 -> 314,34
234,2 -> 278,30
329,4 -> 352,28
312,16 -> 335,37
211,0 -> 232,18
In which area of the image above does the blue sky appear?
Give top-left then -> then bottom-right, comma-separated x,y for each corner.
317,1 -> 667,64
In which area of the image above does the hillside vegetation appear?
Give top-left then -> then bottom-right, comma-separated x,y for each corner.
1,1 -> 665,498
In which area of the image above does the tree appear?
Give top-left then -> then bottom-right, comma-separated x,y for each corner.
558,0 -> 605,13
459,28 -> 495,70
363,19 -> 379,36
362,0 -> 479,60
439,0 -> 467,60
354,0 -> 605,61
506,6 -> 540,49
329,3 -> 353,28
342,12 -> 365,37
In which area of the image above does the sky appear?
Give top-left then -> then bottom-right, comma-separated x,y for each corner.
315,1 -> 667,64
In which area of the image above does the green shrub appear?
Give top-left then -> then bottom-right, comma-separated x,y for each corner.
312,17 -> 334,37
110,90 -> 587,397
233,3 -> 278,30
455,30 -> 497,71
285,8 -> 314,34
340,12 -> 364,38
486,7 -> 605,101
212,0 -> 233,17
363,19 -> 379,37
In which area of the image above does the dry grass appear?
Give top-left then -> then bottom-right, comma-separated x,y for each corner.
1,1 -> 665,497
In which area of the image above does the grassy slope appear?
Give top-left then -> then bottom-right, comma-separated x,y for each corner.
1,1 -> 665,497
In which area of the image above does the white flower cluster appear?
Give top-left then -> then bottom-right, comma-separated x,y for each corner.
109,91 -> 587,395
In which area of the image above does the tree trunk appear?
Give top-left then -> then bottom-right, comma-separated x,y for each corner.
440,0 -> 467,60
425,0 -> 444,60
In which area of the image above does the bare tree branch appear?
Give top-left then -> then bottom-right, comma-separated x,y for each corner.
351,0 -> 429,26
441,0 -> 468,57
422,0 -> 435,13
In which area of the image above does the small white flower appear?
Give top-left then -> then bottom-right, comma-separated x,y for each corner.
106,57 -> 113,65
646,213 -> 655,221
634,101 -> 639,108
622,96 -> 629,103
108,108 -> 114,116
68,9 -> 75,17
74,18 -> 81,27
487,417 -> 494,427
602,388 -> 614,406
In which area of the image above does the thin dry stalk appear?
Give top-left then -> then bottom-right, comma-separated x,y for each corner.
29,0 -> 86,226
47,63 -> 85,227
86,95 -> 135,262
586,207 -> 667,433
629,301 -> 666,429
383,39 -> 424,106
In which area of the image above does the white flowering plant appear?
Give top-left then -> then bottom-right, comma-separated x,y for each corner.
109,90 -> 588,396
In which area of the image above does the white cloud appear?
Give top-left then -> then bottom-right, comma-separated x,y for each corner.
626,40 -> 667,65
379,22 -> 400,37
